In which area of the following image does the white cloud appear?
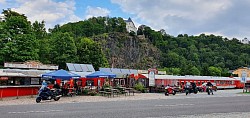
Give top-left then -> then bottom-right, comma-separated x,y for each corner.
11,0 -> 81,29
111,0 -> 250,39
0,0 -> 6,4
85,6 -> 110,19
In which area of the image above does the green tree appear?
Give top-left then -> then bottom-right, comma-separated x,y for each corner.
76,37 -> 108,70
32,20 -> 47,40
208,66 -> 222,76
0,9 -> 39,63
189,66 -> 200,75
50,32 -> 77,69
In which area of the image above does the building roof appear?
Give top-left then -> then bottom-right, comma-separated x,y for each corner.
0,69 -> 48,77
66,63 -> 95,72
125,17 -> 133,22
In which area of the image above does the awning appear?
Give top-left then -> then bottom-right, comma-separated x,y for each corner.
41,69 -> 81,80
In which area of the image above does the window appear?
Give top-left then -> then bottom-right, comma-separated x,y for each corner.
120,79 -> 125,86
0,80 -> 7,86
86,80 -> 94,86
7,78 -> 15,85
31,78 -> 40,85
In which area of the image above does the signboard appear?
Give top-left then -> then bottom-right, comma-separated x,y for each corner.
241,70 -> 247,83
0,77 -> 8,80
148,68 -> 157,86
138,70 -> 148,74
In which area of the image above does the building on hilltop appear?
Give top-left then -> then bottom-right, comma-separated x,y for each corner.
124,17 -> 137,34
241,38 -> 249,44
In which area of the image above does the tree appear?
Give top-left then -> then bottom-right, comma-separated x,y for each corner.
32,20 -> 47,40
38,38 -> 52,64
50,32 -> 77,69
189,66 -> 200,75
76,37 -> 108,70
0,9 -> 39,63
208,66 -> 222,76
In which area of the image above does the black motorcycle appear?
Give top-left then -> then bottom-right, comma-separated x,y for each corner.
36,87 -> 61,103
185,83 -> 198,95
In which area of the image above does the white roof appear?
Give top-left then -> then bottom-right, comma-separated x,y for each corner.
0,70 -> 26,77
142,74 -> 236,81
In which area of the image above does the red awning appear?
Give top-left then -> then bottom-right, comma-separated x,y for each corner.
129,74 -> 147,80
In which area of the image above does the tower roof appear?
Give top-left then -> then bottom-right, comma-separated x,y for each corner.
125,17 -> 133,22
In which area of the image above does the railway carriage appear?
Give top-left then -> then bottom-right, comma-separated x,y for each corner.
143,74 -> 248,89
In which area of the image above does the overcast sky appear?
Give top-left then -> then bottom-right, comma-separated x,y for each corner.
0,0 -> 249,39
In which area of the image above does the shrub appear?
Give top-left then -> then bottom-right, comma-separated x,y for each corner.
89,91 -> 97,96
103,84 -> 111,89
82,89 -> 89,95
134,83 -> 145,92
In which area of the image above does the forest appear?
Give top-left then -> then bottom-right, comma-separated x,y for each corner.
0,9 -> 249,76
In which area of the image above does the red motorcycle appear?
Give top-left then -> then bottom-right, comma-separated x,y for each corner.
165,86 -> 176,96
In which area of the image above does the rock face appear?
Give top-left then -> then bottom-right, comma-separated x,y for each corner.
92,32 -> 160,70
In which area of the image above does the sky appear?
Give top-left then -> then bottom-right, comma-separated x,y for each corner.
0,0 -> 250,39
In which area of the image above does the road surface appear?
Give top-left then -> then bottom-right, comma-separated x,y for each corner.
0,89 -> 250,118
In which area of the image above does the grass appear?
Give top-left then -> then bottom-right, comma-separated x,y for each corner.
237,91 -> 250,94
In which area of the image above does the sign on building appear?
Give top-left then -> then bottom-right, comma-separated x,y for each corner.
241,70 -> 247,83
148,68 -> 158,86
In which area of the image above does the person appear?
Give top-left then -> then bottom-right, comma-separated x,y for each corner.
190,82 -> 197,93
74,83 -> 79,94
185,82 -> 191,94
53,83 -> 60,89
39,80 -> 53,97
206,81 -> 213,95
41,80 -> 47,90
185,82 -> 190,89
206,81 -> 213,87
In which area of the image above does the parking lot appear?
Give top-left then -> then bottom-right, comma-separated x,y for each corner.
0,89 -> 247,106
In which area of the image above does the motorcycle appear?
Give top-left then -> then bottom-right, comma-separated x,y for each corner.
206,86 -> 213,95
185,85 -> 198,95
165,86 -> 176,96
36,87 -> 61,103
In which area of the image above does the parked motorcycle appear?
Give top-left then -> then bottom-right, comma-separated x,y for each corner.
185,83 -> 198,95
36,87 -> 61,103
206,86 -> 213,95
165,86 -> 176,96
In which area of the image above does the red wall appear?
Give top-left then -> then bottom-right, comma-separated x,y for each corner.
79,78 -> 105,87
0,87 -> 40,98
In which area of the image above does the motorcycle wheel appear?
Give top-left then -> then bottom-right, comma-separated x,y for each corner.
172,91 -> 176,95
165,92 -> 169,96
54,97 -> 60,101
194,89 -> 198,94
36,97 -> 42,103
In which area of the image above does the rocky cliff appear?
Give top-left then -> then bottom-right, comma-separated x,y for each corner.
92,32 -> 160,70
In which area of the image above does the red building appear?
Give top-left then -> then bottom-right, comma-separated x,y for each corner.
0,61 -> 58,98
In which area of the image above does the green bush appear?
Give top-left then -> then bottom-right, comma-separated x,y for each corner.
82,89 -> 89,95
89,91 -> 97,96
134,83 -> 145,92
103,84 -> 111,89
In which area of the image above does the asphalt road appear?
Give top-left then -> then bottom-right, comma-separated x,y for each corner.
1,92 -> 250,118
